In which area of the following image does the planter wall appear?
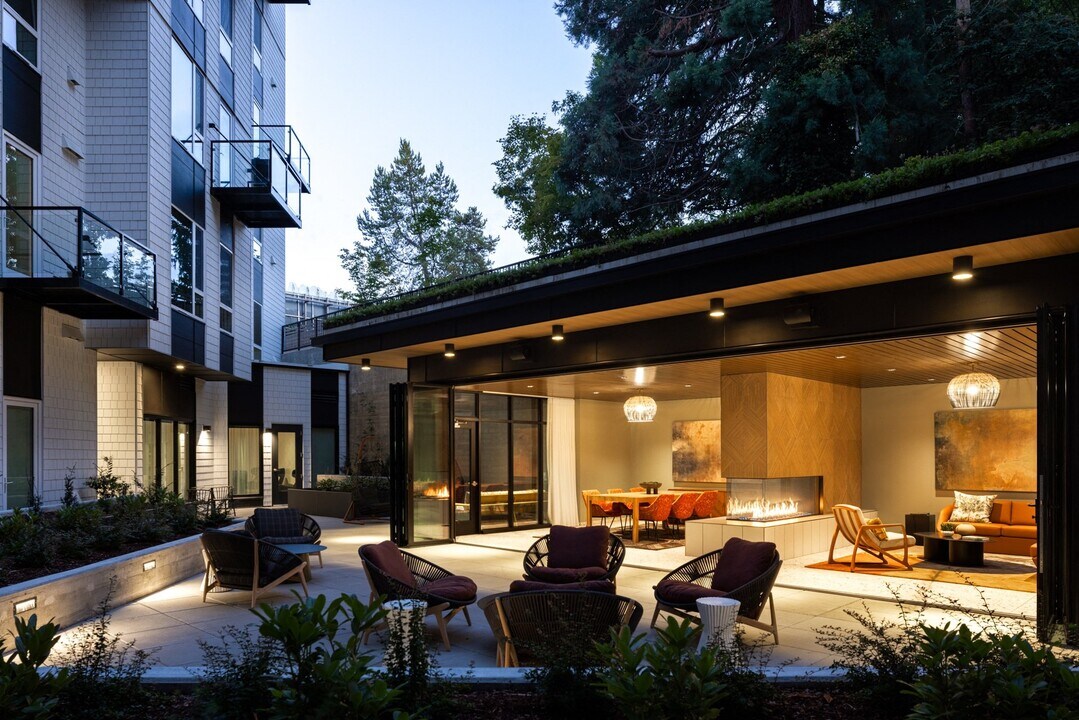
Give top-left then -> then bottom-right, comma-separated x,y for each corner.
0,525 -> 236,639
288,488 -> 353,517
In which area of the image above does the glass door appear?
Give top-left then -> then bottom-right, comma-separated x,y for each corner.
453,419 -> 478,536
3,138 -> 35,277
271,426 -> 301,505
4,401 -> 37,510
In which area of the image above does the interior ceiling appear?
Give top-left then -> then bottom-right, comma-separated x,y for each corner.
344,229 -> 1075,368
456,326 -> 1037,402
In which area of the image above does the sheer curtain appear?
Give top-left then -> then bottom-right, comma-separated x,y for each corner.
546,397 -> 579,525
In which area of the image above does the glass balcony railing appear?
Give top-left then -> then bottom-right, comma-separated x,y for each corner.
255,124 -> 311,192
0,206 -> 157,315
210,139 -> 304,227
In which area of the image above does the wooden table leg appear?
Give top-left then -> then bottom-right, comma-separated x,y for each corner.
585,499 -> 593,526
632,501 -> 640,543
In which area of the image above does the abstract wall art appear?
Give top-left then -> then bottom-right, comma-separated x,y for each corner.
934,408 -> 1036,492
672,419 -> 722,484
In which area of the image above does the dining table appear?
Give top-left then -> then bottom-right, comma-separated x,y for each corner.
585,491 -> 680,543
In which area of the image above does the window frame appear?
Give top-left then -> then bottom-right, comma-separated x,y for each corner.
2,133 -> 40,277
2,0 -> 39,69
2,396 -> 42,511
171,39 -> 205,162
170,207 -> 205,319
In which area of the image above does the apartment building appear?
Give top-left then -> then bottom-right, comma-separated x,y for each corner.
0,0 -> 345,510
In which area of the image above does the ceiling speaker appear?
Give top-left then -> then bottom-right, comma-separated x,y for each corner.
783,305 -> 818,328
508,344 -> 531,362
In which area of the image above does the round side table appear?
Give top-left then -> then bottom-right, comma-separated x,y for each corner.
696,596 -> 741,651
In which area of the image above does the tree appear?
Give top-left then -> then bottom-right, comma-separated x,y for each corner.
340,140 -> 499,302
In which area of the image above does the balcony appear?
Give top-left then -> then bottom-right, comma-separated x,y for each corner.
255,124 -> 311,192
0,206 -> 158,319
210,138 -> 306,228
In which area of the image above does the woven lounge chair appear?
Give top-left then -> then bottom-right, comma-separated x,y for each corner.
523,525 -> 625,587
359,541 -> 477,651
245,507 -> 323,567
199,529 -> 308,608
478,589 -> 643,667
651,537 -> 782,643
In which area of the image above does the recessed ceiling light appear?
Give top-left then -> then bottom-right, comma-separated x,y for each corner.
887,368 -> 896,372
526,385 -> 534,389
927,378 -> 936,382
592,391 -> 600,395
684,384 -> 692,388
835,355 -> 846,359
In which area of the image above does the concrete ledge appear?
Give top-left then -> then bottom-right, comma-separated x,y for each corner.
0,521 -> 241,638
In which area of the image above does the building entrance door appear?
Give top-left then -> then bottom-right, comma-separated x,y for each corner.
271,426 -> 302,505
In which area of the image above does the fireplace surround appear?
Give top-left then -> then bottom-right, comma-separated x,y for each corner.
725,476 -> 824,522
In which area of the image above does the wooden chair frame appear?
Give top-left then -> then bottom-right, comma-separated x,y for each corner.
201,537 -> 308,609
829,506 -> 913,572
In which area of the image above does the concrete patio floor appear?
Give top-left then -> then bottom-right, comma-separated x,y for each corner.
53,515 -> 1038,672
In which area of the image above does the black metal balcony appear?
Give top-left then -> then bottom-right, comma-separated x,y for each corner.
0,206 -> 158,319
210,139 -> 305,228
255,124 -> 311,193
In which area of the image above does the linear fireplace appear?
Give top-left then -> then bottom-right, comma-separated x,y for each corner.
725,476 -> 824,522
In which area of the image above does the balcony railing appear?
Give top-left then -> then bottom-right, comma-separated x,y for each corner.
0,205 -> 157,318
282,316 -> 324,353
255,124 -> 311,192
210,139 -> 304,228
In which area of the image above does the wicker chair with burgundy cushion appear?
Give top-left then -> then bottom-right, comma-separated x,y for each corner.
478,589 -> 643,667
651,537 -> 783,643
522,525 -> 626,588
245,508 -> 323,566
359,541 -> 478,650
200,529 -> 308,608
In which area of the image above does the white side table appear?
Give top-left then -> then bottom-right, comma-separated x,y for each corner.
696,596 -> 740,651
382,599 -> 427,666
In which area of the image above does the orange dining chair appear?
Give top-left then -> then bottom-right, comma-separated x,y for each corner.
638,494 -> 676,540
666,492 -> 700,537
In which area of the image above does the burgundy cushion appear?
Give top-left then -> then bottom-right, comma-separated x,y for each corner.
711,537 -> 777,592
364,541 -> 415,588
509,579 -> 615,594
547,525 -> 609,569
425,575 -> 477,602
656,579 -> 728,605
528,565 -> 609,583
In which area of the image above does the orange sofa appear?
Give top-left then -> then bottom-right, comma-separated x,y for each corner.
937,500 -> 1036,556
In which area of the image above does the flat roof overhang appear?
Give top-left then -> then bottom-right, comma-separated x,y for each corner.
316,153 -> 1079,379
0,277 -> 158,320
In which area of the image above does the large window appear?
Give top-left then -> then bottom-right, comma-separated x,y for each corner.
252,236 -> 262,358
2,0 -> 37,68
3,136 -> 35,276
143,418 -> 193,499
171,39 -> 204,159
219,216 -> 233,333
313,427 -> 338,478
228,427 -> 260,496
171,208 -> 204,318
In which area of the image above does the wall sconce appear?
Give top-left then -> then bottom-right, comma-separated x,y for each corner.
202,424 -> 212,433
361,358 -> 372,371
444,343 -> 456,358
551,324 -> 565,341
708,297 -> 726,318
14,597 -> 37,614
952,255 -> 974,281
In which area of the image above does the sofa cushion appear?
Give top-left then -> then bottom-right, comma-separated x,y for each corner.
547,525 -> 609,569
951,492 -> 996,523
1010,502 -> 1036,527
528,565 -> 609,583
509,579 -> 615,594
364,541 -> 416,588
989,501 -> 1012,525
967,523 -> 1003,537
425,575 -> 478,602
1002,525 -> 1037,540
711,537 -> 777,592
656,579 -> 728,605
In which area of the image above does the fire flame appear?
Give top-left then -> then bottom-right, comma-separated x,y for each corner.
727,497 -> 802,521
421,483 -> 449,499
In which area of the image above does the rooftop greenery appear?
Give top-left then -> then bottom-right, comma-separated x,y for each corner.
323,124 -> 1079,330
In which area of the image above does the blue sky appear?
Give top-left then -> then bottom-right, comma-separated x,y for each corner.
283,1 -> 593,294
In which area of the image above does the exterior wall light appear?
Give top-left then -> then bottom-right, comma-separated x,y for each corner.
175,363 -> 186,371
952,255 -> 974,281
143,559 -> 157,572
709,297 -> 726,318
14,597 -> 37,614
361,358 -> 372,371
444,343 -> 456,358
551,324 -> 565,341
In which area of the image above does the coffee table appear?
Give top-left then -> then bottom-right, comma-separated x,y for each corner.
916,532 -> 991,567
276,543 -> 327,581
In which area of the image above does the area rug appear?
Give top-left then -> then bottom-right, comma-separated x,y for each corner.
620,537 -> 686,551
806,552 -> 1036,593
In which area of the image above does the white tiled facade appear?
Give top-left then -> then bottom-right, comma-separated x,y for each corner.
0,0 -> 346,510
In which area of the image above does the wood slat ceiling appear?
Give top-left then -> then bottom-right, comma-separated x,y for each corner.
457,326 -> 1037,401
341,230 -> 1075,369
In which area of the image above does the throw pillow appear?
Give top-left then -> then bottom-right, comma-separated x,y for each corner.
866,517 -> 889,541
951,491 -> 996,523
547,525 -> 610,569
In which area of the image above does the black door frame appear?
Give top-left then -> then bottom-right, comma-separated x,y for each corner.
270,424 -> 303,506
452,417 -> 479,537
388,382 -> 408,545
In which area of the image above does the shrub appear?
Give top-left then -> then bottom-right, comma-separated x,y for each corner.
0,614 -> 70,719
0,510 -> 57,568
596,618 -> 772,720
87,457 -> 129,500
62,465 -> 79,508
525,624 -> 607,718
197,625 -> 282,720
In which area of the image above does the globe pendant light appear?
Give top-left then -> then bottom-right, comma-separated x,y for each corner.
947,364 -> 1000,408
624,395 -> 657,423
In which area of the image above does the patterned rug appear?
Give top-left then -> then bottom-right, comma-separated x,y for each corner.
620,536 -> 686,551
806,552 -> 1036,593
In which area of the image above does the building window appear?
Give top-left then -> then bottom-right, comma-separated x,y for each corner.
220,218 -> 233,332
252,236 -> 263,354
252,0 -> 263,69
313,427 -> 338,477
219,0 -> 232,37
228,427 -> 260,496
171,39 -> 205,160
171,208 -> 204,318
3,136 -> 36,276
2,0 -> 37,68
143,418 -> 193,499
186,0 -> 203,21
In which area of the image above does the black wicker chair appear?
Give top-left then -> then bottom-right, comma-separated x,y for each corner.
522,528 -> 626,588
651,544 -> 782,644
478,589 -> 643,667
200,529 -> 308,608
358,542 -> 477,651
245,508 -> 323,567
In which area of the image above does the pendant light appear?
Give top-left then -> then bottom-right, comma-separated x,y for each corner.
623,395 -> 658,423
947,364 -> 1000,408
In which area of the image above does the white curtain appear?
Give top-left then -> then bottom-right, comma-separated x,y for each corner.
546,397 -> 579,526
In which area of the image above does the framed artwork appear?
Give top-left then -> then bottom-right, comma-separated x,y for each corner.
934,409 -> 1036,492
672,420 -> 722,484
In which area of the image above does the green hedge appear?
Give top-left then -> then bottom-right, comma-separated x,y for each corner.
325,124 -> 1079,328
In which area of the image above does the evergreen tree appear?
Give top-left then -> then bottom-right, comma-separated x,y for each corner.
340,140 -> 499,302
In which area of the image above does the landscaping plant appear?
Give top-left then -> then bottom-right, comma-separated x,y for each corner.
197,625 -> 282,720
0,614 -> 70,719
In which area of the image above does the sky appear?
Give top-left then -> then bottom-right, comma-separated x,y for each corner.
283,1 -> 594,295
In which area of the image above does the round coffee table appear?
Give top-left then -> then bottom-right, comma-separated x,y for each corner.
916,532 -> 990,567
